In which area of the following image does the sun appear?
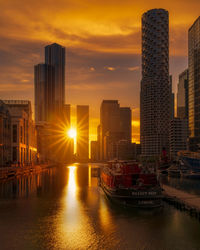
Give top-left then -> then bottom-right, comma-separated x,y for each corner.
67,128 -> 77,139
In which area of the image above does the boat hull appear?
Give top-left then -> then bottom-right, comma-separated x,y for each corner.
100,179 -> 162,208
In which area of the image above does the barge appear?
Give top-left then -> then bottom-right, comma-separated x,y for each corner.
100,161 -> 162,208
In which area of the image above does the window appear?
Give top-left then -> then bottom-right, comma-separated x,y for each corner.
20,126 -> 23,143
12,147 -> 17,162
13,125 -> 17,143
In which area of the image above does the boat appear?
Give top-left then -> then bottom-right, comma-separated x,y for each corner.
100,160 -> 162,208
178,151 -> 200,172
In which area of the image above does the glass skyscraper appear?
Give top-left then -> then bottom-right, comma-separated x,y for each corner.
45,43 -> 65,116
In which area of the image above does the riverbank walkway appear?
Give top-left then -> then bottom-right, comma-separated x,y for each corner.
0,164 -> 52,182
163,184 -> 200,212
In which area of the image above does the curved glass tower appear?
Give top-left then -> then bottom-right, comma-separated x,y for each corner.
140,9 -> 171,157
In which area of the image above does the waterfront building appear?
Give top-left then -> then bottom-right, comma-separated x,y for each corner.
63,104 -> 71,128
170,118 -> 188,159
0,101 -> 11,166
34,64 -> 54,122
170,76 -> 175,119
120,107 -> 132,142
76,105 -> 89,161
99,100 -> 132,161
45,43 -> 65,115
100,100 -> 120,160
140,9 -> 171,157
91,141 -> 99,162
115,141 -> 136,160
177,69 -> 189,119
188,17 -> 200,150
0,100 -> 37,166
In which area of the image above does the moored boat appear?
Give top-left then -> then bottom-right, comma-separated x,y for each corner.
100,160 -> 162,208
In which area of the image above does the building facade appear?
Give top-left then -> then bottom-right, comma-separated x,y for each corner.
170,118 -> 188,159
177,69 -> 189,119
45,43 -> 65,115
0,100 -> 37,166
0,101 -> 11,166
76,105 -> 89,161
34,64 -> 54,122
140,9 -> 171,157
188,17 -> 200,150
90,141 -> 99,162
99,100 -> 132,161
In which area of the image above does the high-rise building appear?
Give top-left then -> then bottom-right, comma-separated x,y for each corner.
76,105 -> 89,161
63,104 -> 71,128
100,100 -> 120,160
99,100 -> 132,161
170,118 -> 188,159
188,17 -> 200,150
34,64 -> 54,122
140,9 -> 171,157
177,69 -> 189,119
45,43 -> 65,115
91,141 -> 99,162
120,107 -> 132,142
170,75 -> 175,119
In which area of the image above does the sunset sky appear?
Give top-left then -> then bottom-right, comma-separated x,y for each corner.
0,0 -> 199,143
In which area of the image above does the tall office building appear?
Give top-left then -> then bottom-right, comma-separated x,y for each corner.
45,43 -> 65,115
34,64 -> 54,122
76,105 -> 89,161
120,107 -> 132,142
170,75 -> 175,119
170,118 -> 188,159
100,100 -> 120,160
63,104 -> 71,128
188,17 -> 200,150
99,100 -> 132,160
140,9 -> 171,157
177,69 -> 189,119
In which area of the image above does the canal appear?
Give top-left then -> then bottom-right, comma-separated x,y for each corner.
0,163 -> 200,250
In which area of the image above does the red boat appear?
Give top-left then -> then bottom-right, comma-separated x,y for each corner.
100,160 -> 162,208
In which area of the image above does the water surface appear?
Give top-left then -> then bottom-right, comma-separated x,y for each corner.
0,164 -> 200,250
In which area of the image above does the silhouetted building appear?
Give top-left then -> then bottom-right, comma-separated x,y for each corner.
91,141 -> 99,162
120,107 -> 132,142
63,104 -> 71,128
0,100 -> 37,166
140,9 -> 170,157
45,43 -> 65,115
170,76 -> 175,119
99,100 -> 132,161
100,100 -> 120,160
188,17 -> 200,151
76,105 -> 89,161
0,101 -> 11,166
177,69 -> 189,119
34,64 -> 54,122
170,118 -> 188,159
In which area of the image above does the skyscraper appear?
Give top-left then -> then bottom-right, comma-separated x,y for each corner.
100,100 -> 120,160
120,107 -> 132,142
170,75 -> 175,119
177,69 -> 189,119
34,64 -> 54,122
140,9 -> 170,157
76,105 -> 89,161
45,43 -> 65,115
188,17 -> 200,150
99,100 -> 132,160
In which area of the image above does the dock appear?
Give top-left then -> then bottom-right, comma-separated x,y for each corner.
163,184 -> 200,219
